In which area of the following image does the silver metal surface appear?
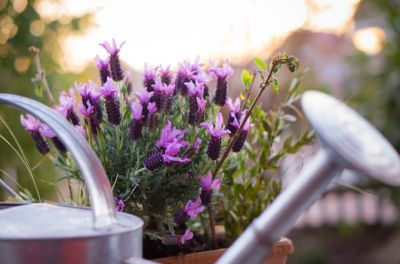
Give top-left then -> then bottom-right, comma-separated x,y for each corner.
0,93 -> 143,263
0,93 -> 116,228
217,91 -> 400,264
302,91 -> 400,185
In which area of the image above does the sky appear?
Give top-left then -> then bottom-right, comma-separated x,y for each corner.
35,0 -> 362,72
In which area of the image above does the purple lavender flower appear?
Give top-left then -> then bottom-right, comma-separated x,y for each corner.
135,88 -> 154,122
40,124 -> 66,154
209,61 -> 233,106
181,229 -> 194,244
143,148 -> 164,170
100,78 -> 121,125
79,102 -> 99,134
176,61 -> 194,95
162,139 -> 191,164
199,172 -> 221,205
156,121 -> 188,149
143,64 -> 158,92
232,116 -> 253,152
185,81 -> 203,124
163,83 -> 175,114
160,65 -> 172,85
144,122 -> 189,170
75,82 -> 102,124
196,97 -> 206,124
147,102 -> 157,129
226,97 -> 243,135
114,196 -> 125,212
87,81 -> 103,123
57,88 -> 80,126
100,39 -> 125,81
129,103 -> 143,140
201,113 -> 230,160
184,138 -> 202,157
193,71 -> 211,98
95,55 -> 110,84
20,114 -> 49,155
174,198 -> 205,225
151,78 -> 165,111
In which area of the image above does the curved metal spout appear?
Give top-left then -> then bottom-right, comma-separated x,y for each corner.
0,93 -> 117,229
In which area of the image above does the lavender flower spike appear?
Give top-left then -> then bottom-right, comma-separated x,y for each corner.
135,88 -> 154,121
196,97 -> 206,124
58,88 -> 80,126
181,229 -> 194,244
143,148 -> 164,170
209,60 -> 233,106
147,102 -> 158,129
40,124 -> 66,154
79,102 -> 99,135
20,114 -> 49,155
160,65 -> 172,85
143,64 -> 158,92
151,78 -> 165,110
100,39 -> 125,81
162,139 -> 191,164
156,121 -> 188,149
163,83 -> 175,114
95,55 -> 110,84
233,116 -> 254,152
201,112 -> 230,160
115,196 -> 125,212
174,197 -> 205,225
226,97 -> 243,135
199,172 -> 222,205
129,103 -> 143,140
100,77 -> 121,125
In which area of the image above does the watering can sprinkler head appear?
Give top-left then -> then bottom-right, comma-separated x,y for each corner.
302,90 -> 400,185
217,90 -> 400,264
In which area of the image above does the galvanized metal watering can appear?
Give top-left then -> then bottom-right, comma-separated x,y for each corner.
217,91 -> 400,264
0,94 -> 143,264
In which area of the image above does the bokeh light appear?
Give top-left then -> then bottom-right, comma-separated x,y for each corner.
352,26 -> 386,55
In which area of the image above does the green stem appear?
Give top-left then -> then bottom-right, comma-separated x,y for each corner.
208,203 -> 217,249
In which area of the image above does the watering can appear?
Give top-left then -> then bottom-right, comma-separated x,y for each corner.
0,94 -> 144,264
217,91 -> 400,264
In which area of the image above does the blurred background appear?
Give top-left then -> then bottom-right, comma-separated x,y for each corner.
0,0 -> 399,263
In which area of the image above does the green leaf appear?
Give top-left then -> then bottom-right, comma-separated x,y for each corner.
34,83 -> 44,98
254,58 -> 267,71
241,69 -> 253,86
272,78 -> 279,93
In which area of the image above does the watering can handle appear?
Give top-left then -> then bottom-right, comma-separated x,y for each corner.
0,93 -> 117,229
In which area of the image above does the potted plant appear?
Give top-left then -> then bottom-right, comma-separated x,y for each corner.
19,40 -> 311,263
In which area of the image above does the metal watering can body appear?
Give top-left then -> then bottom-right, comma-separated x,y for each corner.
0,94 -> 143,264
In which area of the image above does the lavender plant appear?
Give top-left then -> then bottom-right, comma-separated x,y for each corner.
21,40 -> 304,254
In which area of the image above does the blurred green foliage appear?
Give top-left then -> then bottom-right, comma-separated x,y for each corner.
0,0 -> 92,200
350,0 -> 400,151
349,0 -> 400,207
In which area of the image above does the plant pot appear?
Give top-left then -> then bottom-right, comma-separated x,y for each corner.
154,237 -> 294,264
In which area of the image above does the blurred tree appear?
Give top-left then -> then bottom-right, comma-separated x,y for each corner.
0,0 -> 93,200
